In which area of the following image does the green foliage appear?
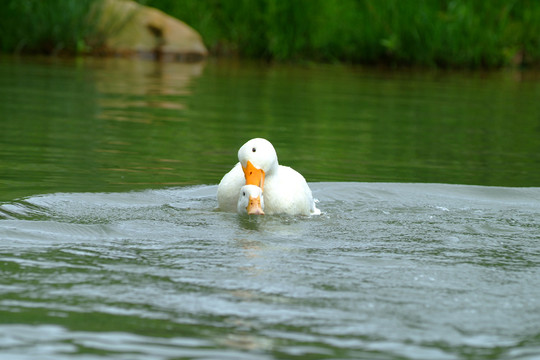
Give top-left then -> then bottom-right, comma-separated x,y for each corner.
0,0 -> 106,55
143,0 -> 540,67
1,0 -> 540,67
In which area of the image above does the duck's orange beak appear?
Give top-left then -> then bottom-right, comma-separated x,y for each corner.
247,195 -> 264,215
242,161 -> 265,190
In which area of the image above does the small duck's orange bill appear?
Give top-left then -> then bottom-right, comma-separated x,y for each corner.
242,161 -> 265,190
247,195 -> 264,215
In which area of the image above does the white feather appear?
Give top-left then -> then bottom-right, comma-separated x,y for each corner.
218,138 -> 320,216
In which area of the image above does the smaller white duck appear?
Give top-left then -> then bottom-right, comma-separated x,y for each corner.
218,138 -> 320,216
237,185 -> 265,215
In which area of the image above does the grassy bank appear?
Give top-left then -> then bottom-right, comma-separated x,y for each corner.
1,0 -> 540,67
0,0 -> 99,55
144,0 -> 540,67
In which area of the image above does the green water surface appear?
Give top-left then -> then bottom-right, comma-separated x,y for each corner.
1,56 -> 540,360
1,56 -> 539,200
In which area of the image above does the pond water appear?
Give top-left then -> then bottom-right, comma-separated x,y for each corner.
0,56 -> 539,359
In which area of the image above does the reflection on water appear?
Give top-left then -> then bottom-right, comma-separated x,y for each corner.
1,56 -> 540,202
0,57 -> 208,200
96,59 -> 204,117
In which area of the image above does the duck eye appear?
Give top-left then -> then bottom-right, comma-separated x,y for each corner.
252,147 -> 256,152
243,192 -> 246,196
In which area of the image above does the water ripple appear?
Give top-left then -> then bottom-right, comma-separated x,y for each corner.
1,183 -> 539,359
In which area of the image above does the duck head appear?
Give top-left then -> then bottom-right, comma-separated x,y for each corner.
238,138 -> 278,190
237,185 -> 265,215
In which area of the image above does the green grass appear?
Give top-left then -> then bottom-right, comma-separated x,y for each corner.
143,0 -> 540,67
2,0 -> 540,67
0,0 -> 110,55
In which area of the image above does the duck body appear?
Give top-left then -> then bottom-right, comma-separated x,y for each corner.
217,163 -> 245,212
217,138 -> 320,216
263,164 -> 319,215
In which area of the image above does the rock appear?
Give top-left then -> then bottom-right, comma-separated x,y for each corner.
96,0 -> 207,61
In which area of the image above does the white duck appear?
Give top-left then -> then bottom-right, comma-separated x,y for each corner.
237,185 -> 265,215
217,138 -> 320,216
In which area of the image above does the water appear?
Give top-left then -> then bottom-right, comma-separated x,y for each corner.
1,56 -> 540,359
